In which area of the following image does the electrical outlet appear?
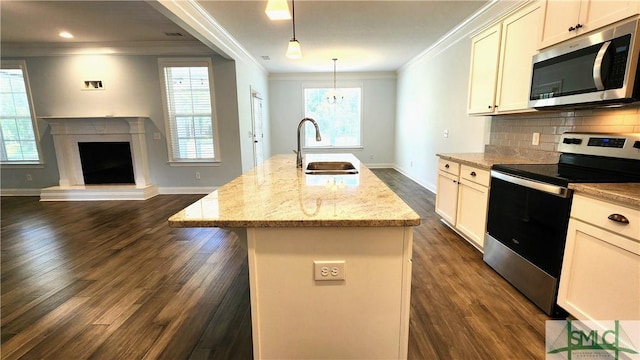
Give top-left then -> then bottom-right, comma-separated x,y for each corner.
532,132 -> 540,146
26,173 -> 32,181
195,172 -> 201,180
153,132 -> 161,140
444,129 -> 449,138
314,260 -> 345,281
369,154 -> 374,160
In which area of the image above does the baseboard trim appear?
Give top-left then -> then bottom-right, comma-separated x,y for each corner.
0,188 -> 42,197
392,166 -> 436,194
157,186 -> 218,195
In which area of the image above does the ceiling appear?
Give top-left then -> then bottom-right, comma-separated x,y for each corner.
0,0 -> 489,73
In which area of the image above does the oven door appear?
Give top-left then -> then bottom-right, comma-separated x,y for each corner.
486,171 -> 572,277
484,171 -> 573,316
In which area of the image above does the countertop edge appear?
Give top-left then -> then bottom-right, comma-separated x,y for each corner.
168,218 -> 421,228
569,183 -> 640,208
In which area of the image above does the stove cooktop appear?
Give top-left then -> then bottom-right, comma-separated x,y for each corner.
492,162 -> 640,187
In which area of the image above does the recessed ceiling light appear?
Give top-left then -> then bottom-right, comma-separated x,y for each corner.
59,31 -> 74,39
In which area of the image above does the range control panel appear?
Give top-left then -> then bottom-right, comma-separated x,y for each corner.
558,132 -> 640,160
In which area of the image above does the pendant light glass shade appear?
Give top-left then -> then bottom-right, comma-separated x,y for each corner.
286,39 -> 302,59
265,0 -> 291,20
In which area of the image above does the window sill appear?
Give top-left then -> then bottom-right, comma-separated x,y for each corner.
1,162 -> 44,169
168,161 -> 221,167
303,146 -> 364,151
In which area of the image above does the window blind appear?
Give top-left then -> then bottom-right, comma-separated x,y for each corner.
162,65 -> 216,161
0,67 -> 40,163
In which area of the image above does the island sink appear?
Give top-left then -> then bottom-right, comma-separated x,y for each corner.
305,161 -> 359,174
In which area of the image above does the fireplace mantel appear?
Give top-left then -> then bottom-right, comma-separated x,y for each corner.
40,116 -> 158,201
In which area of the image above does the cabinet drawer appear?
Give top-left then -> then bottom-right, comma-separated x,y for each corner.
438,158 -> 460,176
460,165 -> 490,187
571,194 -> 640,241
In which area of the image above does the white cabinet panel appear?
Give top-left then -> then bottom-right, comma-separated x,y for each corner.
558,219 -> 640,320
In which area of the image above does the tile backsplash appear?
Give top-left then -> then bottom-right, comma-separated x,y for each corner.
490,105 -> 640,152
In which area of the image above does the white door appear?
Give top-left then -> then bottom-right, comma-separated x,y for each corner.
251,90 -> 265,169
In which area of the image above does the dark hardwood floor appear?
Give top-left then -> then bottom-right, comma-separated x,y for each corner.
1,169 -> 551,359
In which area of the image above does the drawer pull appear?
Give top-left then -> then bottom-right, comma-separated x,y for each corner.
608,214 -> 629,224
445,164 -> 450,169
470,171 -> 477,177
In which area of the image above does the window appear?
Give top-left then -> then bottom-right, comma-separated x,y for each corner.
159,58 -> 219,163
0,61 -> 40,164
303,85 -> 362,148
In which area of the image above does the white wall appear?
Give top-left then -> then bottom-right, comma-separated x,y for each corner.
235,59 -> 271,172
394,1 -> 521,192
0,54 -> 248,191
269,72 -> 396,167
395,42 -> 490,192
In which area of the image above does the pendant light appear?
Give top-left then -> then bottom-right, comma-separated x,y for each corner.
326,58 -> 344,104
265,0 -> 291,20
286,0 -> 302,59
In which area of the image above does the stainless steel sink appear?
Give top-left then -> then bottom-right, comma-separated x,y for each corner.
305,161 -> 358,175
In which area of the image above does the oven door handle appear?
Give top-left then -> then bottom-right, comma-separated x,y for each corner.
491,170 -> 571,198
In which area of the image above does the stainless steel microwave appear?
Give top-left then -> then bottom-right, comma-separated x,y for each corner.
529,17 -> 640,109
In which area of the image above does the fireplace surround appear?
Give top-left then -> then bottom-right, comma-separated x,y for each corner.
40,116 -> 158,201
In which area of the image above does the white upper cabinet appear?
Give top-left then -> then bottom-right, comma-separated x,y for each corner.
468,24 -> 501,115
539,0 -> 640,49
468,2 -> 541,115
495,3 -> 542,113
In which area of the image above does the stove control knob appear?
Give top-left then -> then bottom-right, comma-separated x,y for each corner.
634,141 -> 640,149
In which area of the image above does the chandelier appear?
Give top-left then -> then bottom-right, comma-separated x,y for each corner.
325,58 -> 344,104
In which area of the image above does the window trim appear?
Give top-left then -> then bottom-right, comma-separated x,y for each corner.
158,57 -> 221,165
302,80 -> 364,150
0,60 -> 43,166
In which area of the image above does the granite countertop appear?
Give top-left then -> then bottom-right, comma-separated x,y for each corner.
168,153 -> 421,228
436,152 -> 554,170
569,183 -> 640,208
437,151 -> 639,208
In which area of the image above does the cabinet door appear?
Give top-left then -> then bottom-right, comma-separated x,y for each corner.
495,2 -> 541,113
455,178 -> 489,249
435,170 -> 459,225
539,0 -> 582,48
558,219 -> 640,321
467,24 -> 501,115
579,0 -> 639,35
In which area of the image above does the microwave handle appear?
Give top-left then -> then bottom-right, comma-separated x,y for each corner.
593,41 -> 612,90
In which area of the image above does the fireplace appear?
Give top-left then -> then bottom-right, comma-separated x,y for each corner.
78,142 -> 135,185
40,116 -> 158,201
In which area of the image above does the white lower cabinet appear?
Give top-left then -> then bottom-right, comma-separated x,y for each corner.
435,158 -> 490,250
558,194 -> 640,321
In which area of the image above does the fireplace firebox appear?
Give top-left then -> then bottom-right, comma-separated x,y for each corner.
78,142 -> 135,184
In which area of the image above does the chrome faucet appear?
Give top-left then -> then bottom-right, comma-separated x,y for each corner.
295,117 -> 322,168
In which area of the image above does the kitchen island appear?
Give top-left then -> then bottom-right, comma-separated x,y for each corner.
169,153 -> 420,359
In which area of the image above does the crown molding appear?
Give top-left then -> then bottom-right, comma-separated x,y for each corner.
0,41 -> 215,57
399,0 -> 528,73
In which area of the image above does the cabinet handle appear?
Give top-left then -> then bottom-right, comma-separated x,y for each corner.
445,164 -> 450,169
487,105 -> 492,109
576,23 -> 583,29
470,171 -> 477,177
568,26 -> 576,31
608,214 -> 629,224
